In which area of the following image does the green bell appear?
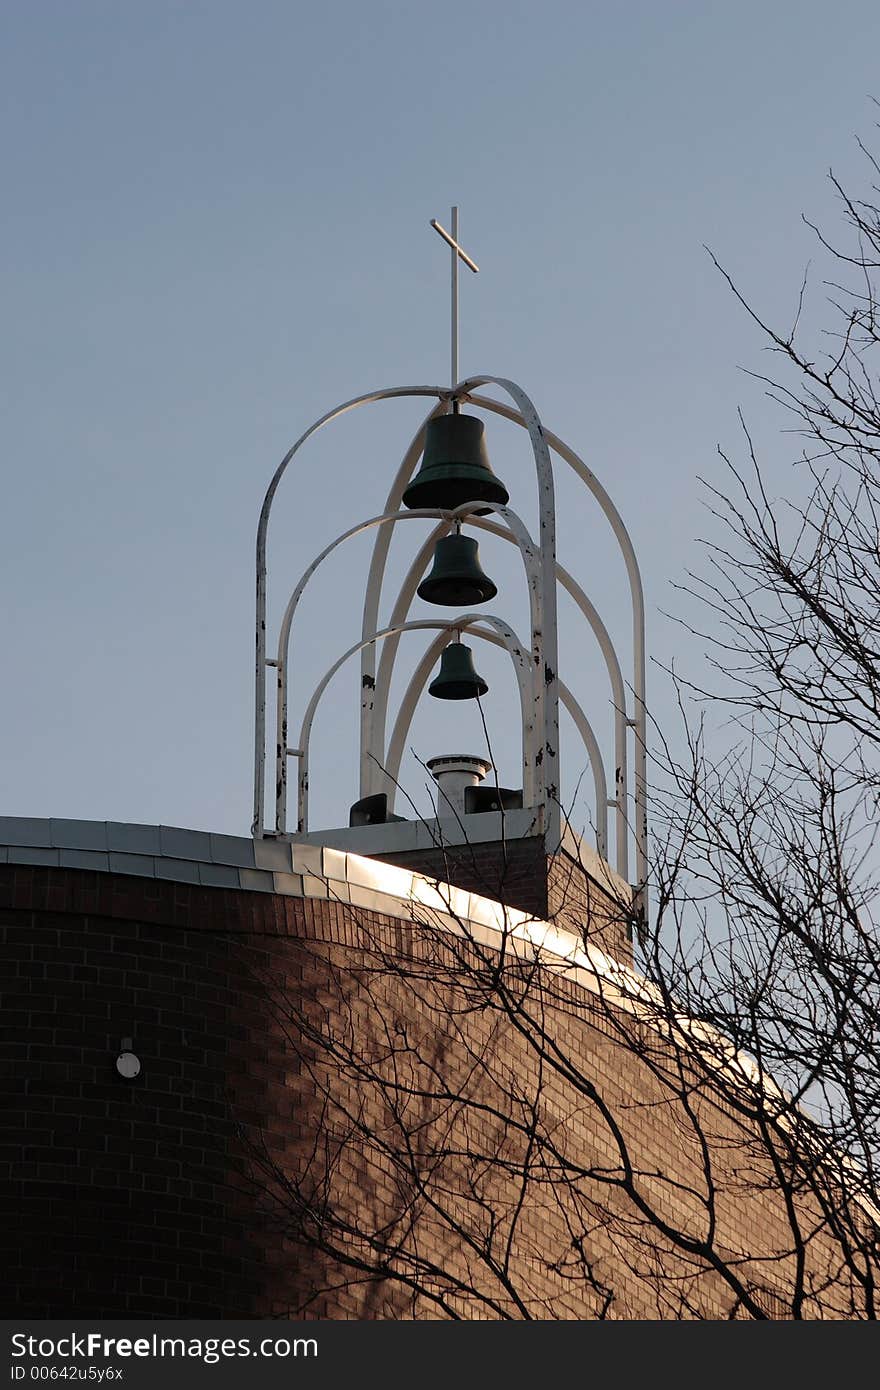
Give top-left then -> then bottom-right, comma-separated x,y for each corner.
417,533 -> 497,607
428,641 -> 489,700
402,414 -> 508,515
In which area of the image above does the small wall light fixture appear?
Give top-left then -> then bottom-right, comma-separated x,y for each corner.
115,1038 -> 141,1080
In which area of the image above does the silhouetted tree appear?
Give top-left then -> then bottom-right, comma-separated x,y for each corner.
240,134 -> 880,1320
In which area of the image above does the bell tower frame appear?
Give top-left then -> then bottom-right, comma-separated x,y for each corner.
251,377 -> 647,907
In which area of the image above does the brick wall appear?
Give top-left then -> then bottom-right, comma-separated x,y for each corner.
250,908 -> 869,1319
379,835 -> 633,961
0,865 -> 312,1317
1,862 -> 871,1319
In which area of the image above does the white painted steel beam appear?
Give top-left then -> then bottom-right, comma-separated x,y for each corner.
383,622 -> 609,859
295,617 -> 533,835
253,386 -> 450,839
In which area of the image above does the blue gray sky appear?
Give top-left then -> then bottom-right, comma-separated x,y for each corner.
3,1 -> 878,852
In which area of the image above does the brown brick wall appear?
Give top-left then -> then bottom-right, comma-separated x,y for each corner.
253,911 -> 868,1319
378,836 -> 633,961
378,834 -> 550,917
1,863 -> 870,1319
0,865 -> 315,1317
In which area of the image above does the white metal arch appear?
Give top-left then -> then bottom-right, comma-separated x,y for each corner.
383,622 -> 610,858
269,501 -> 539,835
358,401 -> 450,785
272,506 -> 472,832
295,616 -> 533,835
459,385 -> 647,897
253,386 -> 451,836
367,510 -> 630,878
268,498 -> 615,850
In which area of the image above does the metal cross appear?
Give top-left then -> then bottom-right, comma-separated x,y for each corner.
431,207 -> 479,389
